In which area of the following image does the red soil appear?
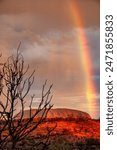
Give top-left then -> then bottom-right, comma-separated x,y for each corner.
31,119 -> 100,140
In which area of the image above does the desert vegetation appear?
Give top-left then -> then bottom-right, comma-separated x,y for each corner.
49,136 -> 100,150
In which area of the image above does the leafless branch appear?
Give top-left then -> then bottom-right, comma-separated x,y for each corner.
0,46 -> 55,149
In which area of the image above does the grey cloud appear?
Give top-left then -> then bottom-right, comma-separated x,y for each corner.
0,14 -> 100,96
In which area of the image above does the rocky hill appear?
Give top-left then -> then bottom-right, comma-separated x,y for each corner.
19,108 -> 91,120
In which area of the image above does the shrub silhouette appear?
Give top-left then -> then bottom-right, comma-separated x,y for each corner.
0,44 -> 55,150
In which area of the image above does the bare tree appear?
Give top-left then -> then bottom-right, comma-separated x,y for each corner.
0,46 -> 55,150
0,54 -> 9,148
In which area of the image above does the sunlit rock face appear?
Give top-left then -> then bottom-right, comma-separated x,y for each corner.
19,108 -> 91,120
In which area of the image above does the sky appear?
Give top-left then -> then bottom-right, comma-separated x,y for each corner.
0,0 -> 100,118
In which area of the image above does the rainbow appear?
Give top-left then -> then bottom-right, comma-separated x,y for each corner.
69,0 -> 97,117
